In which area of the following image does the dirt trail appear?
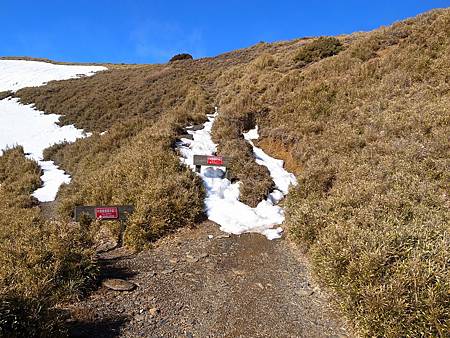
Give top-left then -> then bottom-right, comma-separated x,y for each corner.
67,222 -> 350,338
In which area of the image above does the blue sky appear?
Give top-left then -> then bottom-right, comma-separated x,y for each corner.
1,0 -> 449,64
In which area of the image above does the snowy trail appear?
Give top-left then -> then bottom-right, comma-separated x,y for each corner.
176,111 -> 297,240
0,60 -> 106,201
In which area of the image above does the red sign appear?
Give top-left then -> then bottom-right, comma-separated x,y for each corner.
95,207 -> 119,220
207,156 -> 224,165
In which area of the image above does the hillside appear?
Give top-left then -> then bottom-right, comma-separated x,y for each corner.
0,8 -> 449,337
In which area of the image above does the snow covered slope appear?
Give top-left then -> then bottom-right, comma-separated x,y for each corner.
176,110 -> 297,240
0,59 -> 106,201
0,60 -> 106,92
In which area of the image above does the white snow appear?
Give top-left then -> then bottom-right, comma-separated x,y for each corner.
243,126 -> 297,197
176,110 -> 297,240
0,60 -> 106,201
0,60 -> 106,92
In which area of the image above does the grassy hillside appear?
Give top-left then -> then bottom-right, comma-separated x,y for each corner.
0,147 -> 97,336
214,9 -> 450,337
2,7 -> 449,337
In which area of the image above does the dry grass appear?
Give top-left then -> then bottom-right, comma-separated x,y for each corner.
0,147 -> 97,336
36,81 -> 213,249
212,8 -> 450,337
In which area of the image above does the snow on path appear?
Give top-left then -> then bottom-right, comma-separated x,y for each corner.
176,110 -> 297,240
0,60 -> 106,201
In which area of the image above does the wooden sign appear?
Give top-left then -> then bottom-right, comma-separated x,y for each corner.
193,154 -> 232,177
74,205 -> 134,222
193,155 -> 231,168
95,207 -> 119,220
206,156 -> 224,165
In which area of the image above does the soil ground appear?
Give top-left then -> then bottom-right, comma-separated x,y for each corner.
65,222 -> 351,338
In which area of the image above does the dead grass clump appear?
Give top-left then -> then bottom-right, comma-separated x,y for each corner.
0,147 -> 97,336
56,128 -> 205,249
0,147 -> 41,208
252,53 -> 276,70
212,101 -> 274,207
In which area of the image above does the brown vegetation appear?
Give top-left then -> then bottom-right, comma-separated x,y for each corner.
0,147 -> 97,336
213,9 -> 450,337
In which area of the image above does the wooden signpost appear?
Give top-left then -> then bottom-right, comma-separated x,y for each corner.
74,205 -> 134,222
193,155 -> 232,178
74,205 -> 134,247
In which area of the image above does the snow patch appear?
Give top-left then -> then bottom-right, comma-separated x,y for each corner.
244,126 -> 297,197
0,60 -> 106,92
176,110 -> 297,240
0,60 -> 106,201
0,98 -> 87,201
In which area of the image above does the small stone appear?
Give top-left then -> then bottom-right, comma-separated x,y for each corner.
216,234 -> 230,239
161,269 -> 174,274
186,255 -> 199,263
232,269 -> 245,276
296,288 -> 314,297
148,307 -> 159,317
102,278 -> 136,291
255,282 -> 264,290
95,240 -> 118,253
135,314 -> 145,321
208,235 -> 214,239
169,258 -> 178,264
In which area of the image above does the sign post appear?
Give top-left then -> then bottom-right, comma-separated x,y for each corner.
193,155 -> 232,178
74,205 -> 134,246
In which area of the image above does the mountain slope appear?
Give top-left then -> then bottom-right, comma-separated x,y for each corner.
2,8 -> 449,337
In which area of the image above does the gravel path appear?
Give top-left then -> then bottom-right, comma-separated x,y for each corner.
66,222 -> 351,338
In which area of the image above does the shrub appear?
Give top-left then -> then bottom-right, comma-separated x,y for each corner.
294,37 -> 344,66
169,53 -> 193,62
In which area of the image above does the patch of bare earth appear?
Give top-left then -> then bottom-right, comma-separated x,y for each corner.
66,222 -> 350,338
